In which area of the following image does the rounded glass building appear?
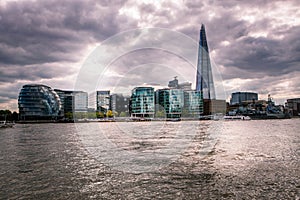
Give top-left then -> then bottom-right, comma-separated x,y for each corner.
18,84 -> 62,120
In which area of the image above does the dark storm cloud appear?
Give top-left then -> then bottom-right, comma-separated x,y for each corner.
0,64 -> 77,83
143,0 -> 300,80
217,25 -> 300,79
0,0 -> 135,108
0,0 -> 131,66
0,0 -> 299,109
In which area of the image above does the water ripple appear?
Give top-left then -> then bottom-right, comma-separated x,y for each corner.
0,119 -> 299,199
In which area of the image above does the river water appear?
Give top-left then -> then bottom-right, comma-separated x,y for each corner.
0,119 -> 299,199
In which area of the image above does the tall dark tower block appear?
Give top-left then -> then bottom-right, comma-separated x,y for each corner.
196,24 -> 216,99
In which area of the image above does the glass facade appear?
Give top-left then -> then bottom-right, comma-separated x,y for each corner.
157,89 -> 184,118
74,91 -> 88,112
196,24 -> 216,100
54,90 -> 75,115
110,94 -> 130,116
54,90 -> 88,114
18,84 -> 62,120
130,87 -> 154,118
230,92 -> 258,105
183,90 -> 203,117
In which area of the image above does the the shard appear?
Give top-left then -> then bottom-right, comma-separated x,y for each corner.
196,24 -> 216,100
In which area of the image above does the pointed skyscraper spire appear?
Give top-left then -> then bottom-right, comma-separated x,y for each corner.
196,24 -> 216,99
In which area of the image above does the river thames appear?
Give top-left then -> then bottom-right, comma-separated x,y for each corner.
0,119 -> 299,199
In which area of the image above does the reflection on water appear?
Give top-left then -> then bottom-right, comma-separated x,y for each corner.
0,119 -> 299,199
75,121 -> 217,173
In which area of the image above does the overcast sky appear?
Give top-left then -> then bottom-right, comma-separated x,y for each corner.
0,0 -> 299,111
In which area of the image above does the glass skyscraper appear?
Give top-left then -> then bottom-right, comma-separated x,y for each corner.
196,24 -> 216,100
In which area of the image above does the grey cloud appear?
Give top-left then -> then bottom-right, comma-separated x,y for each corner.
0,82 -> 24,103
139,3 -> 156,14
0,0 -> 134,109
0,64 -> 77,84
136,0 -> 300,79
99,48 -> 196,91
217,26 -> 300,79
0,0 -> 300,110
0,0 -> 131,65
175,1 -> 300,80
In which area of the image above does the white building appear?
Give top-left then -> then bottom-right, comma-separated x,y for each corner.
74,91 -> 88,112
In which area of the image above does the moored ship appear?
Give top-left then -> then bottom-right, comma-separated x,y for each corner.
247,95 -> 291,119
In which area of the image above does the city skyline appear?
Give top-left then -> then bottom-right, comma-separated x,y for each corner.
0,0 -> 300,111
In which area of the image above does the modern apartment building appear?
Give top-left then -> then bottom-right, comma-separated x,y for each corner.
156,89 -> 184,118
130,87 -> 155,118
96,90 -> 110,113
183,90 -> 203,117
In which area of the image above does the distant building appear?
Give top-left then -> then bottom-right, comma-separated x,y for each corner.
179,82 -> 192,90
168,77 -> 192,91
74,91 -> 88,112
18,84 -> 62,120
130,87 -> 155,118
159,77 -> 203,118
88,92 -> 97,111
58,90 -> 74,114
156,89 -> 184,118
286,98 -> 300,116
54,89 -> 88,117
96,91 -> 110,113
168,77 -> 179,88
110,93 -> 130,116
230,92 -> 258,105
